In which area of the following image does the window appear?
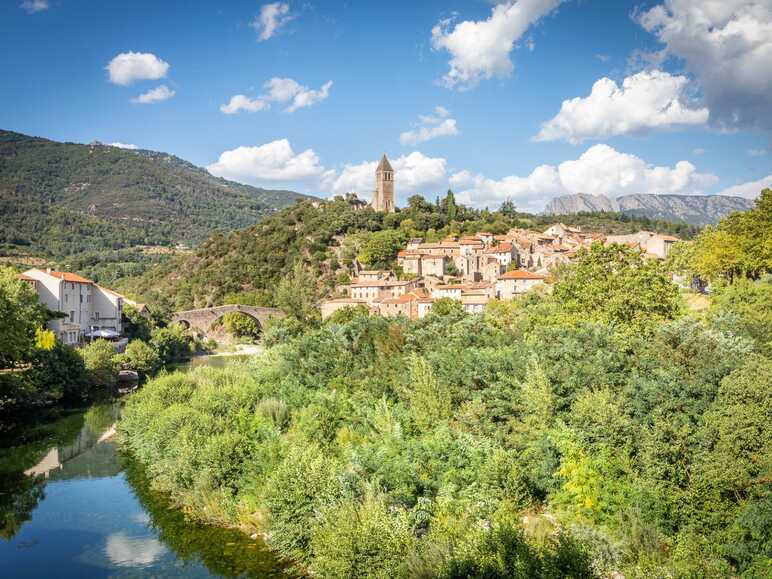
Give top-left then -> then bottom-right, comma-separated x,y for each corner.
64,294 -> 68,304
70,310 -> 75,323
95,312 -> 100,320
80,294 -> 83,304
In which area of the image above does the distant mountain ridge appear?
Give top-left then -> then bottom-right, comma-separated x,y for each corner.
0,129 -> 312,249
545,192 -> 755,225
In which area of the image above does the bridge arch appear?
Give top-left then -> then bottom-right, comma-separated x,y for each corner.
171,305 -> 285,337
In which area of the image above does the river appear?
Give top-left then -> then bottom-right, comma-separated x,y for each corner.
0,353 -> 295,578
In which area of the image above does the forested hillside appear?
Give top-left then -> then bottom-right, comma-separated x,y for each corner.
0,130 -> 310,280
121,193 -> 701,312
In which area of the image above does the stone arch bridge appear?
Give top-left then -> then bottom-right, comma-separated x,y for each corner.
171,305 -> 285,335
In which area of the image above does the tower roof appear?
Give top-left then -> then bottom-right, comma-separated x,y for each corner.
376,154 -> 393,172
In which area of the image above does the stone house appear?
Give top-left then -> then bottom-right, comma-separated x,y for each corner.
461,294 -> 488,314
348,279 -> 417,303
495,269 -> 546,300
21,268 -> 123,345
320,298 -> 372,319
356,270 -> 394,282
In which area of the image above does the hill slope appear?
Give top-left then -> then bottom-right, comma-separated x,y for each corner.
0,129 -> 311,252
545,193 -> 754,224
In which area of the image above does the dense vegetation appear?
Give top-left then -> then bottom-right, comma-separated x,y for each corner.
121,198 -> 771,578
122,192 -> 701,313
0,129 -> 309,283
0,267 -> 209,427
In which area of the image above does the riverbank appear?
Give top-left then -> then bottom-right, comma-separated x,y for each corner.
1,381 -> 295,577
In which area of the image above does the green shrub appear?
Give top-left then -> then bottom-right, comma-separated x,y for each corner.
261,445 -> 344,562
118,339 -> 161,378
79,339 -> 118,388
311,492 -> 415,579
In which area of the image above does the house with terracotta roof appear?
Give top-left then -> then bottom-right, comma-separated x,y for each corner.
495,269 -> 546,300
21,268 -> 123,345
355,270 -> 394,282
320,298 -> 372,319
348,279 -> 418,304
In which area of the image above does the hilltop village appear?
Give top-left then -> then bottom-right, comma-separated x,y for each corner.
322,156 -> 680,319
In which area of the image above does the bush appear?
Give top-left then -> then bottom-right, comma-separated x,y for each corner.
150,324 -> 192,365
119,339 -> 161,379
79,339 -> 118,388
311,492 -> 415,579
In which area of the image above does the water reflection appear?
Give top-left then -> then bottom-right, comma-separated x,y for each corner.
0,400 -> 296,578
104,531 -> 167,567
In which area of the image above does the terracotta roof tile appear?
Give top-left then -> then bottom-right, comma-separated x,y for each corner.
498,269 -> 545,280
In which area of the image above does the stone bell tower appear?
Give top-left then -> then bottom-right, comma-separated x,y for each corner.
372,154 -> 395,213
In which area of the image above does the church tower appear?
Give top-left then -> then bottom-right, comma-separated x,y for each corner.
372,154 -> 395,212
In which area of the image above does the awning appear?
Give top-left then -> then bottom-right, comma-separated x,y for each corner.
85,329 -> 120,339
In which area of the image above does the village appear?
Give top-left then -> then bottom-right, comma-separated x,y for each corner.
321,156 -> 680,320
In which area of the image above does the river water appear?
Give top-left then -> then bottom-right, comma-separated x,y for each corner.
0,354 -> 294,578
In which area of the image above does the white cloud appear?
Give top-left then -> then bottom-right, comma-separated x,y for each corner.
400,106 -> 460,145
284,80 -> 333,112
220,95 -> 269,114
109,142 -> 138,150
220,78 -> 332,114
251,2 -> 293,41
693,148 -> 705,155
207,139 -> 325,185
452,144 -> 718,211
715,175 -> 772,199
105,52 -> 169,86
637,0 -> 772,131
21,0 -> 47,13
431,0 -> 563,89
535,70 -> 709,143
748,148 -> 768,157
131,85 -> 175,104
327,152 -> 448,201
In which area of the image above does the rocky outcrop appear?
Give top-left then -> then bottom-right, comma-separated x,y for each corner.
544,193 -> 618,215
545,192 -> 755,225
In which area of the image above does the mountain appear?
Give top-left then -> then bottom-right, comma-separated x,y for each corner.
0,129 -> 312,252
545,193 -> 755,225
616,194 -> 755,225
544,193 -> 620,214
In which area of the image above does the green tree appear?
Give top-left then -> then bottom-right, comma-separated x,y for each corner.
150,324 -> 192,365
79,339 -> 118,388
275,262 -> 321,325
0,267 -> 47,368
357,229 -> 406,268
406,354 -> 451,433
429,297 -> 464,317
553,242 -> 682,332
445,189 -> 457,221
119,339 -> 161,379
122,304 -> 152,342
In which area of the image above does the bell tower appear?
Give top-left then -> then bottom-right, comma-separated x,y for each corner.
372,154 -> 395,212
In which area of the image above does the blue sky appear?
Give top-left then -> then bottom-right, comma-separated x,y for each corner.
2,0 -> 770,211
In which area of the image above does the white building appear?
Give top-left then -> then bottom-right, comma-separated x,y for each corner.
21,269 -> 123,345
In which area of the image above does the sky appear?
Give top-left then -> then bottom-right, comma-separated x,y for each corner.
2,0 -> 771,211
